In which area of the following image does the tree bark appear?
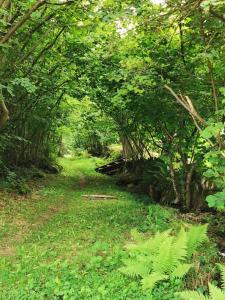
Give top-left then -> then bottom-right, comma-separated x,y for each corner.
0,0 -> 6,8
185,164 -> 195,210
164,84 -> 206,126
0,88 -> 9,128
46,0 -> 74,5
169,156 -> 181,204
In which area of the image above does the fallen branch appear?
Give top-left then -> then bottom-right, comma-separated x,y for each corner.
82,194 -> 117,200
164,84 -> 206,127
164,84 -> 224,149
46,0 -> 74,5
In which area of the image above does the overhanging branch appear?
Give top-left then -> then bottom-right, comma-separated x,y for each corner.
0,0 -> 47,44
164,84 -> 206,128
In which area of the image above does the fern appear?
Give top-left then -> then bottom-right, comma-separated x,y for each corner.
119,225 -> 207,293
177,290 -> 208,300
217,264 -> 225,290
186,224 -> 208,257
177,265 -> 225,300
208,283 -> 225,300
171,228 -> 187,266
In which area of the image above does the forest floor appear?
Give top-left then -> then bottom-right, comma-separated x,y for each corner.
0,157 -> 222,299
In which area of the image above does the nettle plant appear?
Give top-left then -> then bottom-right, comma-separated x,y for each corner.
202,130 -> 225,208
178,264 -> 225,300
203,143 -> 225,211
119,224 -> 208,294
199,87 -> 225,211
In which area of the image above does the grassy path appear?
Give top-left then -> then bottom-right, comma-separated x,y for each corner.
0,158 -> 217,299
0,157 -> 159,299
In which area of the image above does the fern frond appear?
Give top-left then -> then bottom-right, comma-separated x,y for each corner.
138,255 -> 153,274
176,290 -> 208,300
119,259 -> 149,278
217,264 -> 225,290
171,263 -> 193,279
125,240 -> 152,255
152,228 -> 188,275
170,227 -> 187,270
152,236 -> 174,274
141,272 -> 168,291
120,226 -> 211,296
186,224 -> 208,257
127,230 -> 172,256
208,283 -> 225,300
146,230 -> 172,254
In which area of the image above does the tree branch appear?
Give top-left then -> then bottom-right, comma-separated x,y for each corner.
21,12 -> 55,51
0,0 -> 47,44
209,7 -> 225,23
30,26 -> 65,68
0,0 -> 6,9
164,84 -> 206,126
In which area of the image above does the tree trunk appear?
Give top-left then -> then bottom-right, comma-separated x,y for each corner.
185,164 -> 195,210
0,88 -> 9,128
120,135 -> 134,160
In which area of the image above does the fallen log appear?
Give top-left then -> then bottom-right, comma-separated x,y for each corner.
95,158 -> 126,175
82,194 -> 117,200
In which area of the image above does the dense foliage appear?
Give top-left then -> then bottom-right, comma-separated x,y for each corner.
0,0 -> 224,210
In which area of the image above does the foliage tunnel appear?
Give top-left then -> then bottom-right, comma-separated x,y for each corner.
0,0 -> 225,210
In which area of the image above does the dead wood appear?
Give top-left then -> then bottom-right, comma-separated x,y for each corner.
82,194 -> 117,200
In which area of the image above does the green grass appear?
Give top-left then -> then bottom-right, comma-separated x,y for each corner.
0,157 -> 216,299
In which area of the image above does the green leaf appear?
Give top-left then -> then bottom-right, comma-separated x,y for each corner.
219,87 -> 225,96
206,191 -> 225,210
